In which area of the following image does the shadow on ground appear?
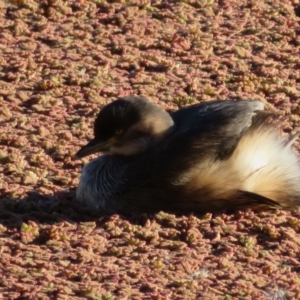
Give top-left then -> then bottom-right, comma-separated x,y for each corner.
0,189 -> 181,229
0,190 -> 108,227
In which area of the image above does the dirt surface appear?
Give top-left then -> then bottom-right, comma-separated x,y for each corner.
1,0 -> 300,299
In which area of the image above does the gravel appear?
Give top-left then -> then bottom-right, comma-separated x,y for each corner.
0,0 -> 300,298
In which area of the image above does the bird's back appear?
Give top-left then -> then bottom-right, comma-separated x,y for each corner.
154,100 -> 266,179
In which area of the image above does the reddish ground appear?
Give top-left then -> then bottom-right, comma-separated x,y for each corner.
0,0 -> 300,299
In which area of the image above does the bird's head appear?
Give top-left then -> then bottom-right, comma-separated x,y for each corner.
74,96 -> 174,158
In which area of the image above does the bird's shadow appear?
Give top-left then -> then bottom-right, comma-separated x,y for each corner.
0,189 -> 273,230
0,189 -> 218,247
2,188 -> 243,252
0,189 -> 175,230
1,190 -> 296,254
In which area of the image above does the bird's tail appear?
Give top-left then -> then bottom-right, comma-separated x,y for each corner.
227,114 -> 300,209
178,114 -> 300,212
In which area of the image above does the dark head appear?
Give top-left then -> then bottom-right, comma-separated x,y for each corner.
74,96 -> 174,158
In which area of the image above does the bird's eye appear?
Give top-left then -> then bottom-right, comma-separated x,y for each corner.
115,129 -> 123,135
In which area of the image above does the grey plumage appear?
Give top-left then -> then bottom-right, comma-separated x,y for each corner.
74,96 -> 300,215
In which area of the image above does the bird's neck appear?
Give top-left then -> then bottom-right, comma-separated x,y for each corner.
76,155 -> 129,210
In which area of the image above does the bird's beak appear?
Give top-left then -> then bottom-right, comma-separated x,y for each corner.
74,138 -> 113,159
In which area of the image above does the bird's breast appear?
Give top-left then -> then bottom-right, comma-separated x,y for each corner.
76,156 -> 126,212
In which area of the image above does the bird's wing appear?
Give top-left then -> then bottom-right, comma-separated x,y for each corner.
166,100 -> 265,156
